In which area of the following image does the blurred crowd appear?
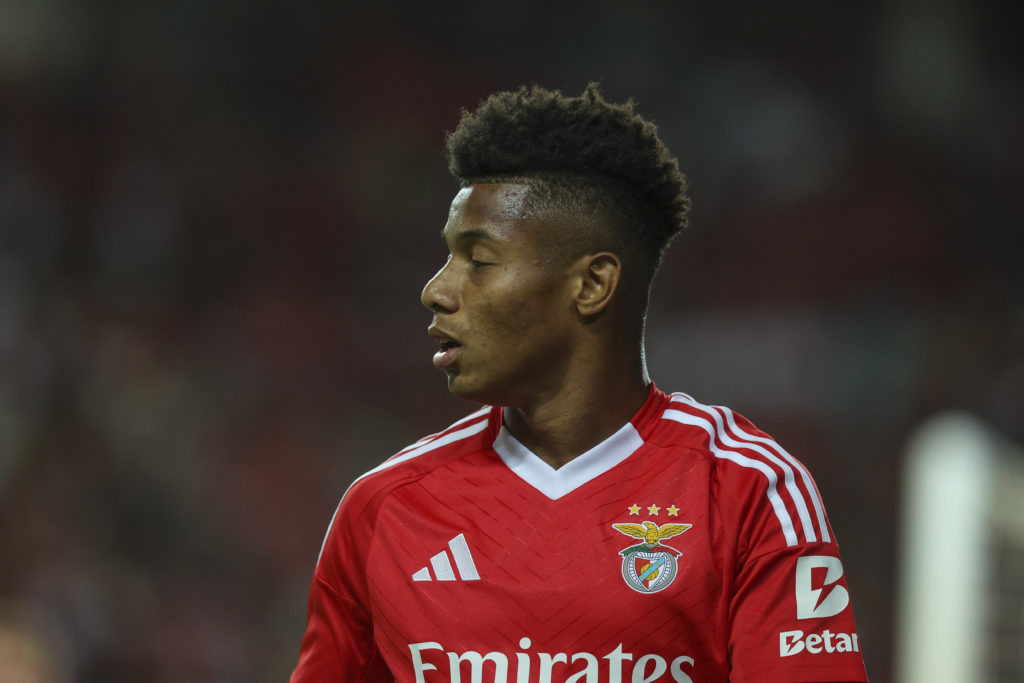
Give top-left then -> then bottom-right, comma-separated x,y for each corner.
0,2 -> 1021,681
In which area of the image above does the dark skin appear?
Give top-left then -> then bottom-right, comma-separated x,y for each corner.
421,183 -> 650,469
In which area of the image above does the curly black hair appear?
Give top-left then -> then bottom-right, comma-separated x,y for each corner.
445,83 -> 690,277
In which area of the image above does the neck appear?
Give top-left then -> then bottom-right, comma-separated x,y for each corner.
502,344 -> 650,470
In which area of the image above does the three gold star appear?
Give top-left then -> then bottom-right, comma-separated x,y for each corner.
626,503 -> 681,516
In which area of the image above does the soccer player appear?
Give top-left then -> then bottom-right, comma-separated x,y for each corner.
290,84 -> 869,683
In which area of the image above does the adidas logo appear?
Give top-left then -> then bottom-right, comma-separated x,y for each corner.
411,533 -> 480,582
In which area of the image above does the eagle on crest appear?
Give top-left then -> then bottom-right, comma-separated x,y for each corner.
612,521 -> 692,547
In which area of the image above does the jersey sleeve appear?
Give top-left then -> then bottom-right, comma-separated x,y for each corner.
728,544 -> 867,682
711,414 -> 869,683
289,490 -> 394,683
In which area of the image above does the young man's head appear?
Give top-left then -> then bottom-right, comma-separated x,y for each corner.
421,83 -> 690,407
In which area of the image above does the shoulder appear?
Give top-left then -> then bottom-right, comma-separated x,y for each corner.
651,391 -> 780,463
654,391 -> 832,549
339,405 -> 497,517
315,405 -> 498,565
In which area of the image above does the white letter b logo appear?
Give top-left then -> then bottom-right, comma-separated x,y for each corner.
795,555 -> 849,619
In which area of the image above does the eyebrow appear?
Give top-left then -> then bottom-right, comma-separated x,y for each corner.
441,228 -> 497,244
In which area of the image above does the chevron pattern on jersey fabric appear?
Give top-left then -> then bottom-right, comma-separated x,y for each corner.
365,443 -> 724,671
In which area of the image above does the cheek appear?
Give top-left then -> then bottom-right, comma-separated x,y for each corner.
481,298 -> 569,355
477,300 -> 533,340
471,268 -> 570,344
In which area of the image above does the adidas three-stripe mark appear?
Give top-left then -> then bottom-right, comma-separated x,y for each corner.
412,533 -> 480,582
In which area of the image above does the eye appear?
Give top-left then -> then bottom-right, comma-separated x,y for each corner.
468,253 -> 498,270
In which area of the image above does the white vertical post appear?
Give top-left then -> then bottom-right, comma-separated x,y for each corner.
897,413 -> 994,683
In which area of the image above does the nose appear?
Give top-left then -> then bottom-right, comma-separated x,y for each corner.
420,256 -> 458,313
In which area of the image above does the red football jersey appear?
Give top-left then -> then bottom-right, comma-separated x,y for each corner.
291,386 -> 868,682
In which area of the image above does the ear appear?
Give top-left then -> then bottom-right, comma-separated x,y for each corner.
573,252 -> 622,317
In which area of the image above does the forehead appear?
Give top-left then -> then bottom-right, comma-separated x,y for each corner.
443,183 -> 539,244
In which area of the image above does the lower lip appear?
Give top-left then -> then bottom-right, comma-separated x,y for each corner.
432,345 -> 462,370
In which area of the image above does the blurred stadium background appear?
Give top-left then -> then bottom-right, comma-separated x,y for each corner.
0,1 -> 1021,681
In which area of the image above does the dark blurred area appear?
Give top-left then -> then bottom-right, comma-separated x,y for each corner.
0,1 -> 1021,681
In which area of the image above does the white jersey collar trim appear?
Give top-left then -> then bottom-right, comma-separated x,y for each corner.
492,420 -> 644,500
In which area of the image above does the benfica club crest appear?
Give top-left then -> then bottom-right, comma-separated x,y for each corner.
612,521 -> 692,593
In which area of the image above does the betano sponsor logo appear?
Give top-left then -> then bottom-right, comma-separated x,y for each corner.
779,629 -> 860,658
795,555 -> 850,620
409,637 -> 696,683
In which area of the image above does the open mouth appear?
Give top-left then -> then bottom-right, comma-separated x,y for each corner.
433,339 -> 463,370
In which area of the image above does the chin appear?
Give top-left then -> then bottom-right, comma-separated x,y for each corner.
447,374 -> 498,406
448,384 -> 487,405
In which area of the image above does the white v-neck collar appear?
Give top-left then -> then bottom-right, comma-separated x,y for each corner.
492,420 -> 645,500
